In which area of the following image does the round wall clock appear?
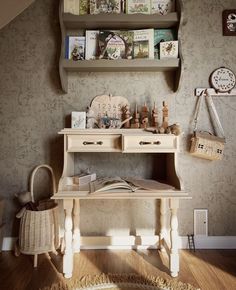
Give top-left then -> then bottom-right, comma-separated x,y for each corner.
210,67 -> 236,92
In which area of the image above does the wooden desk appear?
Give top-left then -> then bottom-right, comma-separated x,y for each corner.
53,129 -> 190,278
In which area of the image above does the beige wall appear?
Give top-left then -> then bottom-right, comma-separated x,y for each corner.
0,0 -> 236,237
0,0 -> 35,30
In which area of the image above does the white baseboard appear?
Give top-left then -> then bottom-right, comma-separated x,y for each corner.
2,235 -> 236,251
1,237 -> 17,251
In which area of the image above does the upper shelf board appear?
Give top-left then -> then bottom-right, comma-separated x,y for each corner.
62,12 -> 179,30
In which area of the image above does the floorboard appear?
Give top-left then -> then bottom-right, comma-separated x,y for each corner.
0,250 -> 235,290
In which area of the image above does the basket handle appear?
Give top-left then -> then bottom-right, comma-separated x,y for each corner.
30,164 -> 56,203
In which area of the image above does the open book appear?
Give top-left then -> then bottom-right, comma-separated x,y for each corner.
89,177 -> 139,193
89,176 -> 175,194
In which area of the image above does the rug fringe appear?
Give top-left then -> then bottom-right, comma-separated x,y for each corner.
40,273 -> 200,290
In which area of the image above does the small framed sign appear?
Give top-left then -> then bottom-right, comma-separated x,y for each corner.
222,10 -> 236,36
71,112 -> 86,129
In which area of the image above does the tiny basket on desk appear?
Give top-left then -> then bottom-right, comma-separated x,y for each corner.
18,164 -> 59,267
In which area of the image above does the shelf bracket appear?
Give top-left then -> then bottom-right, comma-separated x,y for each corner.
195,88 -> 236,97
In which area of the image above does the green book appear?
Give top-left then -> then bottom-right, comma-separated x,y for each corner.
154,29 -> 176,59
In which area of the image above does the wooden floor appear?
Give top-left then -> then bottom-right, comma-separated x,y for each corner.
0,249 -> 236,290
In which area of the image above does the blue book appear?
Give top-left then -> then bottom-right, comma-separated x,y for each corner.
154,29 -> 176,59
65,36 -> 69,59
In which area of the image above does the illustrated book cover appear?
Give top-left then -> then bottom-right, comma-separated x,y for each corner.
151,0 -> 175,15
65,36 -> 86,60
160,40 -> 178,58
133,29 -> 154,59
154,29 -> 176,58
126,0 -> 151,14
85,30 -> 100,60
79,0 -> 89,14
90,0 -> 121,14
97,30 -> 134,60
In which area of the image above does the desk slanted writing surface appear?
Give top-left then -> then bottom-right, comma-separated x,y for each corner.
52,129 -> 190,278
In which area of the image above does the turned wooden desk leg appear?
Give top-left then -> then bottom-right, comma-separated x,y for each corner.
63,200 -> 74,278
160,198 -> 168,252
169,198 -> 180,277
73,199 -> 81,252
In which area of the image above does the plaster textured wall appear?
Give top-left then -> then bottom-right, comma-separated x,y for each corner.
0,0 -> 235,237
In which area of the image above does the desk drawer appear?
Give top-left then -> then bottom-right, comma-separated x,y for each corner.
67,134 -> 121,152
123,135 -> 178,152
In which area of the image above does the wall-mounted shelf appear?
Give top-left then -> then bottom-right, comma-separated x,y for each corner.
62,58 -> 180,72
195,88 -> 236,97
62,12 -> 179,30
59,0 -> 183,93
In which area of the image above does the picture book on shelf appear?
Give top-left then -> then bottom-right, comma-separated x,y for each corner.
65,36 -> 85,60
133,29 -> 154,59
90,177 -> 139,193
126,0 -> 151,14
151,0 -> 175,15
79,0 -> 89,14
154,29 -> 176,59
64,0 -> 80,15
160,40 -> 178,58
85,30 -> 99,60
97,30 -> 134,60
90,0 -> 121,14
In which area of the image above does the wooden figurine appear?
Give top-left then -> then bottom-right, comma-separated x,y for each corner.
86,106 -> 97,129
162,101 -> 169,130
131,104 -> 140,128
122,105 -> 131,128
151,102 -> 158,128
167,123 -> 182,136
141,102 -> 149,128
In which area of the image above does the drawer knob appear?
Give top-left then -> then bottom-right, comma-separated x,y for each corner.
139,141 -> 161,145
83,141 -> 103,145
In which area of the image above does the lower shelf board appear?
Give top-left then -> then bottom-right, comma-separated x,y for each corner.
61,58 -> 180,72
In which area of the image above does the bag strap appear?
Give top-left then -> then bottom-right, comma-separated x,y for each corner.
193,90 -> 205,132
30,164 -> 56,203
205,90 -> 225,138
193,89 -> 225,139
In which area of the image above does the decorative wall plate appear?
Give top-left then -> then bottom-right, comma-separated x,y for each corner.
210,67 -> 236,92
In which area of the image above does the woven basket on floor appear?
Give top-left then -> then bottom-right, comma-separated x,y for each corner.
18,165 -> 59,263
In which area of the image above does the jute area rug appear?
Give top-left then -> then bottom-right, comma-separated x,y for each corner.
41,274 -> 200,290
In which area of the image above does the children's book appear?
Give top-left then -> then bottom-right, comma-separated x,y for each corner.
90,0 -> 121,14
151,0 -> 175,15
133,29 -> 154,59
85,30 -> 99,60
97,30 -> 134,60
160,40 -> 178,58
126,0 -> 151,14
65,36 -> 86,60
79,0 -> 89,14
154,29 -> 176,59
